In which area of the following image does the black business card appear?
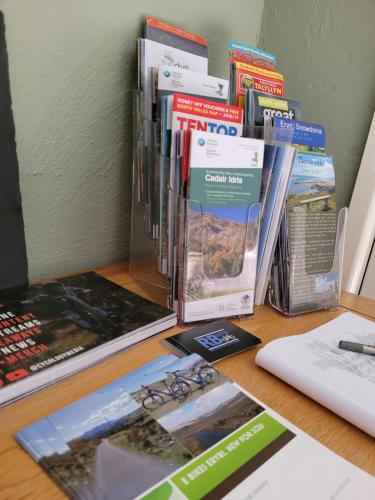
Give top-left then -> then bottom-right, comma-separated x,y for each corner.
163,319 -> 261,363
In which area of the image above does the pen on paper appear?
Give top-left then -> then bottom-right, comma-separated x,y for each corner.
338,340 -> 375,356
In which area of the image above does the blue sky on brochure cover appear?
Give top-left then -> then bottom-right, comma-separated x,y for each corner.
18,354 -> 210,457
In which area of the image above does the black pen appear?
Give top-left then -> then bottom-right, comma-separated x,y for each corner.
338,340 -> 375,356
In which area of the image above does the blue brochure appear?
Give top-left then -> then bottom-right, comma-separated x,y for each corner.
273,117 -> 325,151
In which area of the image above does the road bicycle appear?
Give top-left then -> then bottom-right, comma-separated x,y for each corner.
166,364 -> 220,395
141,380 -> 189,410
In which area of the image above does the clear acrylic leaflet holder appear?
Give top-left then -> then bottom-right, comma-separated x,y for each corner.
176,198 -> 261,323
268,202 -> 348,316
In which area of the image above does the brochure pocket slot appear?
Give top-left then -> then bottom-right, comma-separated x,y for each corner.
133,91 -> 161,238
268,207 -> 347,315
130,92 -> 168,300
243,124 -> 294,144
172,191 -> 261,322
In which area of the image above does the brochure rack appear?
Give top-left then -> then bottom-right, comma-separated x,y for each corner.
130,86 -> 340,319
268,206 -> 347,315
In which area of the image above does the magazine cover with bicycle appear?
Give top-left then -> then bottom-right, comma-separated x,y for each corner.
17,351 -> 368,500
17,353 -> 269,499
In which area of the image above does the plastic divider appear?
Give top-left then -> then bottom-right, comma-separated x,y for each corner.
243,124 -> 294,144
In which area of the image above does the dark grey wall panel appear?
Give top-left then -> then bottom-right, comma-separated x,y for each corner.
0,11 -> 28,289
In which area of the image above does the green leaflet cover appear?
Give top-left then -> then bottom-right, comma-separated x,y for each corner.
183,131 -> 264,322
16,353 -> 375,499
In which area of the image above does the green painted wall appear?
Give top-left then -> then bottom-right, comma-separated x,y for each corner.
1,0 -> 265,280
260,0 -> 375,209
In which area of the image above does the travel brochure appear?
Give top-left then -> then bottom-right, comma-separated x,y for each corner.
16,353 -> 375,499
228,40 -> 277,70
182,131 -> 264,322
245,90 -> 301,128
157,66 -> 228,103
269,151 -> 338,314
230,61 -> 284,109
273,117 -> 326,153
167,95 -> 244,284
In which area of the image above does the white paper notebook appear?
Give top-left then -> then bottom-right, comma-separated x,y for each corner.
255,312 -> 375,437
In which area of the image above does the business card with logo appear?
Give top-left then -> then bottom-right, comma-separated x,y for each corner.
163,319 -> 261,363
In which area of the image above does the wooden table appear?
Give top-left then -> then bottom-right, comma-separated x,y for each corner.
0,261 -> 374,499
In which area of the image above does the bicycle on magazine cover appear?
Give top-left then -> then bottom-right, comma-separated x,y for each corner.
166,364 -> 220,395
141,380 -> 190,410
141,365 -> 220,410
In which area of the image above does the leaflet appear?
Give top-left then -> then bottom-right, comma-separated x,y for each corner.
246,90 -> 301,127
182,131 -> 264,322
273,117 -> 326,153
228,40 -> 277,70
167,95 -> 244,278
270,152 -> 338,314
144,16 -> 208,57
230,61 -> 284,108
158,66 -> 228,102
140,38 -> 208,121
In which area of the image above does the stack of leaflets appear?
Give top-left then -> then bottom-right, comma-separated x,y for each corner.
16,353 -> 375,499
0,272 -> 176,406
166,94 -> 243,282
135,20 -> 273,322
249,109 -> 341,313
254,118 -> 340,309
255,144 -> 296,305
230,63 -> 285,109
137,18 -> 209,237
179,131 -> 264,322
269,150 -> 339,314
